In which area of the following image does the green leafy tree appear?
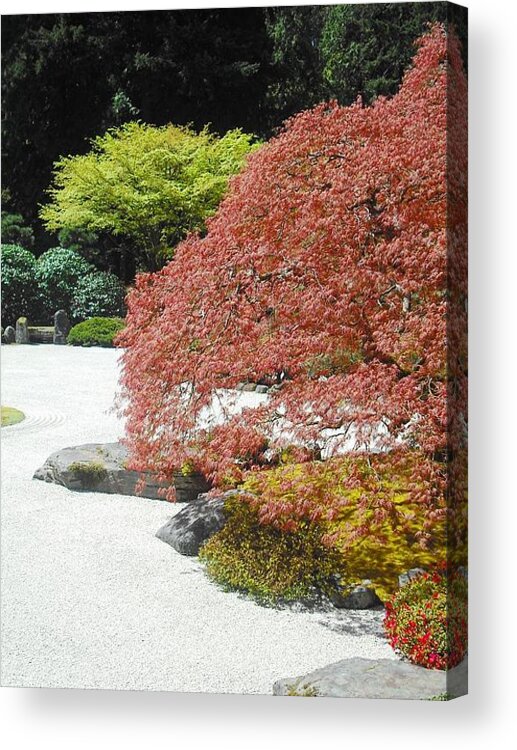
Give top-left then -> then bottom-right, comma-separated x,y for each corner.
41,122 -> 258,270
1,10 -> 270,231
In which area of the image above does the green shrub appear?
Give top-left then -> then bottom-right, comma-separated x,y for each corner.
36,247 -> 94,318
199,495 -> 347,603
71,271 -> 126,321
1,243 -> 41,326
384,568 -> 468,670
67,317 -> 125,347
241,457 -> 449,602
1,212 -> 35,248
57,228 -> 102,266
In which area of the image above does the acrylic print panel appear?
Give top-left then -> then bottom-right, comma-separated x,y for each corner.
0,2 -> 467,699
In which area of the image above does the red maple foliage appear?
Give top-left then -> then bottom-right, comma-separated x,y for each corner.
119,25 -> 467,549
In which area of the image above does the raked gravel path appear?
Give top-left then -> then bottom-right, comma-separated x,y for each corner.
1,344 -> 395,694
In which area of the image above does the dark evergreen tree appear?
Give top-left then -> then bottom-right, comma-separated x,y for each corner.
320,2 -> 467,104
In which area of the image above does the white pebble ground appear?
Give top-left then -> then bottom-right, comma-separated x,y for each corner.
1,344 -> 395,694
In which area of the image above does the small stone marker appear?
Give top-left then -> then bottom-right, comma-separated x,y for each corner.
3,326 -> 16,344
15,317 -> 30,344
53,310 -> 70,344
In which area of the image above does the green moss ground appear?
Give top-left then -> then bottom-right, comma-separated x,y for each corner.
1,406 -> 25,427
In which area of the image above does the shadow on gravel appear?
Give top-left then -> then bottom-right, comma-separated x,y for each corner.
314,608 -> 386,638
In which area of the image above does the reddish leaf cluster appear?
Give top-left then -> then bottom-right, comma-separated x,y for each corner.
118,25 -> 467,549
383,568 -> 468,670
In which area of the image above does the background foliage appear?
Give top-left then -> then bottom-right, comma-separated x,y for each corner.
0,244 -> 41,326
40,122 -> 258,271
70,272 -> 126,321
35,247 -> 94,320
2,4 -> 466,261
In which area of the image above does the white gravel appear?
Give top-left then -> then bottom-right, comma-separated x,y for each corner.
1,344 -> 395,693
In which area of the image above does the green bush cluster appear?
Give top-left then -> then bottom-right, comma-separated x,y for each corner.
1,244 -> 127,326
1,244 -> 42,326
199,495 -> 346,603
36,246 -> 94,317
71,272 -> 126,320
67,317 -> 125,347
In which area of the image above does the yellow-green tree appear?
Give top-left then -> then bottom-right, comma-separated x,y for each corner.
41,122 -> 258,271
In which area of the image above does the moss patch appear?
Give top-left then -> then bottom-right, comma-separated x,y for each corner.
69,460 -> 108,488
286,683 -> 319,697
1,406 -> 25,427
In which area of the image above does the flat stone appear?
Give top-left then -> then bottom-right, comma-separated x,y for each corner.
28,326 -> 54,344
241,382 -> 257,392
156,491 -> 236,555
273,656 -> 468,700
255,385 -> 269,394
33,442 -> 210,501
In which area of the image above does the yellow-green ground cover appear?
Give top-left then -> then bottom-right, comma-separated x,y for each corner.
1,406 -> 25,427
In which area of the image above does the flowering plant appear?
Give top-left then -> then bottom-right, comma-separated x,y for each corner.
383,568 -> 467,669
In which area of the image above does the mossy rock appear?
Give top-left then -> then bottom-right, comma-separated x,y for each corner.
68,460 -> 108,489
273,657 -> 468,700
33,442 -> 210,500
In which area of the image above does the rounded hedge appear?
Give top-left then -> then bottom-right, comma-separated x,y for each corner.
383,568 -> 467,670
71,271 -> 126,321
1,243 -> 41,326
199,494 -> 347,603
67,317 -> 125,347
36,247 -> 94,318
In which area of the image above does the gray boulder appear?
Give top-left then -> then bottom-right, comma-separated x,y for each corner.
328,580 -> 382,609
33,442 -> 210,501
156,491 -> 237,555
273,656 -> 468,700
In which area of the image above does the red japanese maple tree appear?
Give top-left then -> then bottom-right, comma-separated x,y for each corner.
119,25 -> 467,548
